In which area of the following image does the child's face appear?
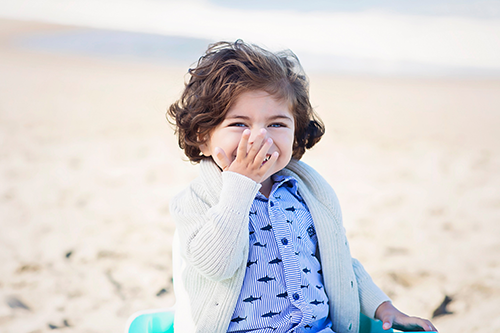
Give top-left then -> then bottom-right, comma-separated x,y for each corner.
200,90 -> 295,188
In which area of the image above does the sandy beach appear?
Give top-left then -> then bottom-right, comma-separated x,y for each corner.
0,18 -> 499,333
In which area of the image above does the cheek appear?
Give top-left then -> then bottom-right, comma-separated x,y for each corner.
273,132 -> 294,155
215,131 -> 243,154
283,130 -> 295,147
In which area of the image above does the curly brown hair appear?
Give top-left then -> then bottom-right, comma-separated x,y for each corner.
167,40 -> 325,163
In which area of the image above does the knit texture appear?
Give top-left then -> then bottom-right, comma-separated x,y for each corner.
170,159 -> 390,333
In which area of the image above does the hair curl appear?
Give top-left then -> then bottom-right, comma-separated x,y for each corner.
167,40 -> 325,162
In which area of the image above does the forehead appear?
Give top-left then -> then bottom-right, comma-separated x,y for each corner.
227,90 -> 293,119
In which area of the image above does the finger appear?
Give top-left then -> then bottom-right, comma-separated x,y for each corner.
382,316 -> 393,330
236,129 -> 251,161
392,318 -> 430,332
423,320 -> 438,332
409,318 -> 436,332
253,138 -> 273,167
212,147 -> 231,171
259,151 -> 279,173
247,128 -> 267,160
392,322 -> 424,332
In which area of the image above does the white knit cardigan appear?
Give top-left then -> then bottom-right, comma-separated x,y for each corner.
170,158 -> 390,333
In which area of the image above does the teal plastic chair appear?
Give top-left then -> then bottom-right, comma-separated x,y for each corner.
126,309 -> 428,333
127,233 -> 435,333
126,308 -> 175,333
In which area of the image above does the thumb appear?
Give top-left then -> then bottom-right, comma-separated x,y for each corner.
382,316 -> 393,330
213,147 -> 231,171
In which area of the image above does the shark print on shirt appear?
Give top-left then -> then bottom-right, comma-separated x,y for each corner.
227,175 -> 331,333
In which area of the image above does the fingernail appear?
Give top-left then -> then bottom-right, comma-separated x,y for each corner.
383,322 -> 390,329
244,129 -> 251,135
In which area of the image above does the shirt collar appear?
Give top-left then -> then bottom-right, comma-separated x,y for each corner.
255,174 -> 299,200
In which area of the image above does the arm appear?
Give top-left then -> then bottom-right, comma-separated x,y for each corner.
287,160 -> 438,331
352,258 -> 392,318
352,259 -> 438,331
375,301 -> 438,332
172,128 -> 278,281
170,171 -> 260,281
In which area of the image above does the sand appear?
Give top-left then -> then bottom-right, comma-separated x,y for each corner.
0,18 -> 499,333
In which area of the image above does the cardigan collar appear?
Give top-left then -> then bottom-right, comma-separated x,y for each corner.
199,159 -> 224,205
199,158 -> 320,206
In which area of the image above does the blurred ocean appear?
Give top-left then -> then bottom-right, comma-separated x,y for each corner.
2,0 -> 500,76
212,0 -> 500,18
13,30 -> 211,68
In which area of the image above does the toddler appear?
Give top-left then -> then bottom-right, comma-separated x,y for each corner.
167,40 -> 437,333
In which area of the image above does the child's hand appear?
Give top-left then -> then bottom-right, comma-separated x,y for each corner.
213,128 -> 279,184
375,301 -> 438,332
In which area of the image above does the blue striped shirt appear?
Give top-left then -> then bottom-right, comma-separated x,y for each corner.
227,175 -> 333,333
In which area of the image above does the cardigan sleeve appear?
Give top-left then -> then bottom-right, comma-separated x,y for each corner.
285,160 -> 391,319
170,171 -> 261,282
352,258 -> 391,319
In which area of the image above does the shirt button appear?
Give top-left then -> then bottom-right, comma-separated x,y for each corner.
292,293 -> 300,300
281,238 -> 288,245
270,201 -> 274,207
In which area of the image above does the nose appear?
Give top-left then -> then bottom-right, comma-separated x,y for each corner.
248,128 -> 269,145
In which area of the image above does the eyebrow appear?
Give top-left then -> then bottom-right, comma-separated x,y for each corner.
226,114 -> 293,122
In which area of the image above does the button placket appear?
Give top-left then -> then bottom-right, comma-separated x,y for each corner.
262,179 -> 325,331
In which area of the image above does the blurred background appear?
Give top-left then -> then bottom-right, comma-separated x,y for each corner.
0,0 -> 499,332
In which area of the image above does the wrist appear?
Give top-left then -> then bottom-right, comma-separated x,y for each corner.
219,171 -> 261,211
375,301 -> 395,320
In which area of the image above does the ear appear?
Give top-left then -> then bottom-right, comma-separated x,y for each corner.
198,133 -> 211,156
199,143 -> 210,156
